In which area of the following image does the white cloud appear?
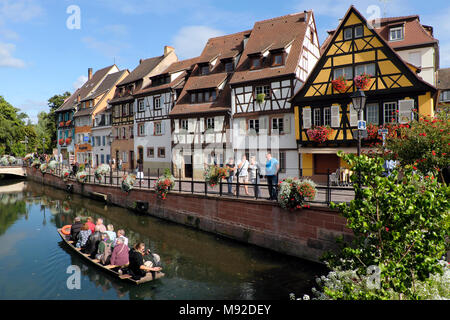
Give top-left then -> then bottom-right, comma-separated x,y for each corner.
16,99 -> 47,124
73,75 -> 88,90
0,0 -> 43,23
172,25 -> 224,59
101,24 -> 129,37
0,42 -> 25,68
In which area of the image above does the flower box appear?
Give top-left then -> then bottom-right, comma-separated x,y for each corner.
59,139 -> 64,145
66,120 -> 72,126
307,126 -> 333,143
354,73 -> 372,90
331,76 -> 350,93
59,122 -> 65,127
65,138 -> 72,144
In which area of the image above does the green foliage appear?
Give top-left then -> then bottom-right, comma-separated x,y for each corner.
255,93 -> 266,104
323,152 -> 450,299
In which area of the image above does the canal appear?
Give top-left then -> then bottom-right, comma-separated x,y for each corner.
0,178 -> 326,300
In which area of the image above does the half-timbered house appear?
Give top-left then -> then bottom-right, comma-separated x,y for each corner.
132,57 -> 199,173
229,11 -> 320,178
170,31 -> 249,179
109,46 -> 178,171
291,6 -> 437,183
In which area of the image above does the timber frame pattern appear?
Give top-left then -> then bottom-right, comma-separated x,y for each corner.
292,6 -> 436,148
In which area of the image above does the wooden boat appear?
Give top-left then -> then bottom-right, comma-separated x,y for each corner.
57,228 -> 165,284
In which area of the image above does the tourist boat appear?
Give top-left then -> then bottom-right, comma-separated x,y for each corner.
57,228 -> 165,284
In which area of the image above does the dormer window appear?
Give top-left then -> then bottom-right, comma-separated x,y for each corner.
389,26 -> 404,41
225,61 -> 234,73
272,53 -> 284,66
250,57 -> 261,69
190,89 -> 217,104
343,25 -> 364,40
200,65 -> 210,75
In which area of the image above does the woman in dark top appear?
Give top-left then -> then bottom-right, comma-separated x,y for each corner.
225,157 -> 236,195
128,242 -> 162,280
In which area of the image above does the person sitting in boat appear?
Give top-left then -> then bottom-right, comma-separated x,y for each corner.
86,217 -> 95,234
110,237 -> 129,268
76,223 -> 92,248
95,233 -> 113,265
96,218 -> 107,233
83,225 -> 103,258
105,224 -> 116,244
113,229 -> 128,247
70,216 -> 83,241
128,242 -> 162,280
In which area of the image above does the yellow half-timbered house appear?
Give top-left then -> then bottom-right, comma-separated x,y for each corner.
291,6 -> 437,183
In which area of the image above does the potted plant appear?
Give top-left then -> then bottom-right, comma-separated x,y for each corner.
255,93 -> 266,104
354,73 -> 372,90
121,173 -> 136,192
306,126 -> 333,143
331,76 -> 350,93
204,165 -> 229,187
61,168 -> 71,182
94,164 -> 110,181
155,170 -> 175,200
47,160 -> 58,173
40,163 -> 48,174
31,159 -> 41,169
76,171 -> 88,184
277,178 -> 316,212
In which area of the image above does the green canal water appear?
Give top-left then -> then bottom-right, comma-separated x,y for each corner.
0,178 -> 326,300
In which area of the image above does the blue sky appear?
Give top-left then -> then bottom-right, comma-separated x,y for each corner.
0,0 -> 449,123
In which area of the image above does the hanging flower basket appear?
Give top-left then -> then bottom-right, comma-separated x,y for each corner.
61,168 -> 71,182
331,76 -> 350,93
121,173 -> 136,192
354,73 -> 372,90
94,164 -> 110,181
76,171 -> 88,184
155,173 -> 175,200
31,159 -> 41,169
47,160 -> 58,173
307,126 -> 333,143
40,163 -> 48,174
204,165 -> 229,187
255,93 -> 266,104
277,178 -> 316,212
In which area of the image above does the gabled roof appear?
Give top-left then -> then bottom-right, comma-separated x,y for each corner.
74,70 -> 129,117
437,68 -> 450,90
292,6 -> 436,104
170,31 -> 249,116
56,65 -> 118,112
117,55 -> 165,87
229,11 -> 312,85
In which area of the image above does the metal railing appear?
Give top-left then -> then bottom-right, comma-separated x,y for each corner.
43,163 -> 355,206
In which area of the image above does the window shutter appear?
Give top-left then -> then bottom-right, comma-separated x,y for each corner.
174,119 -> 179,134
161,122 -> 166,135
214,117 -> 220,132
284,115 -> 291,134
349,104 -> 357,127
303,107 -> 311,129
398,99 -> 414,124
149,122 -> 154,136
239,118 -> 246,135
188,119 -> 196,133
331,105 -> 340,128
260,116 -> 268,132
199,118 -> 205,133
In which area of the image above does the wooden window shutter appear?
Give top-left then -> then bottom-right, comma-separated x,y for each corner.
149,122 -> 154,136
199,118 -> 205,133
284,115 -> 291,134
259,116 -> 268,131
398,99 -> 414,124
349,104 -> 358,127
239,118 -> 247,135
331,105 -> 340,128
188,119 -> 196,133
174,119 -> 179,134
214,117 -> 220,132
303,107 -> 311,129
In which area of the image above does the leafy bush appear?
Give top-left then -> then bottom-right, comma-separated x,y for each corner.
323,152 -> 449,299
277,177 -> 316,211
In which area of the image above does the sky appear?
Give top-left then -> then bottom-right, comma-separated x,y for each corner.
0,0 -> 449,123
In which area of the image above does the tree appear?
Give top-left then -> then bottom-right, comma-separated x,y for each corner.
323,153 -> 449,299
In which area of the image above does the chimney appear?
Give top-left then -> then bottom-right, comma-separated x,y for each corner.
139,59 -> 144,64
77,94 -> 80,103
304,10 -> 308,22
88,68 -> 93,80
164,45 -> 175,56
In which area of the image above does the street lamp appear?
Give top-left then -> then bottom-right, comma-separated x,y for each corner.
350,89 -> 367,156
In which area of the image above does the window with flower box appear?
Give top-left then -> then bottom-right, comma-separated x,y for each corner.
383,102 -> 398,124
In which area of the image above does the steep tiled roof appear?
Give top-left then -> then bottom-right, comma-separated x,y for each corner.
170,31 -> 249,116
56,65 -> 117,112
117,55 -> 165,86
437,68 -> 450,90
229,11 -> 311,85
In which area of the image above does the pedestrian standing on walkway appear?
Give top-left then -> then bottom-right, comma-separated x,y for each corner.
265,153 -> 279,201
249,156 -> 261,198
237,155 -> 249,196
225,157 -> 236,195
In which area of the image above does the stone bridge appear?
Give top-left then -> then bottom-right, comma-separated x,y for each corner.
0,166 -> 26,177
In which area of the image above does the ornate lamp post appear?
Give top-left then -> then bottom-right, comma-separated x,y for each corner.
350,89 -> 367,156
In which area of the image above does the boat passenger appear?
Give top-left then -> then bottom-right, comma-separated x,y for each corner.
86,217 -> 95,234
128,242 -> 162,280
70,216 -> 83,241
96,233 -> 113,265
110,237 -> 129,267
83,225 -> 103,258
96,218 -> 107,233
113,229 -> 128,247
105,224 -> 116,244
76,223 -> 92,248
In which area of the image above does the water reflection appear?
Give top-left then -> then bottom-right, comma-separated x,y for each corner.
0,180 -> 325,300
